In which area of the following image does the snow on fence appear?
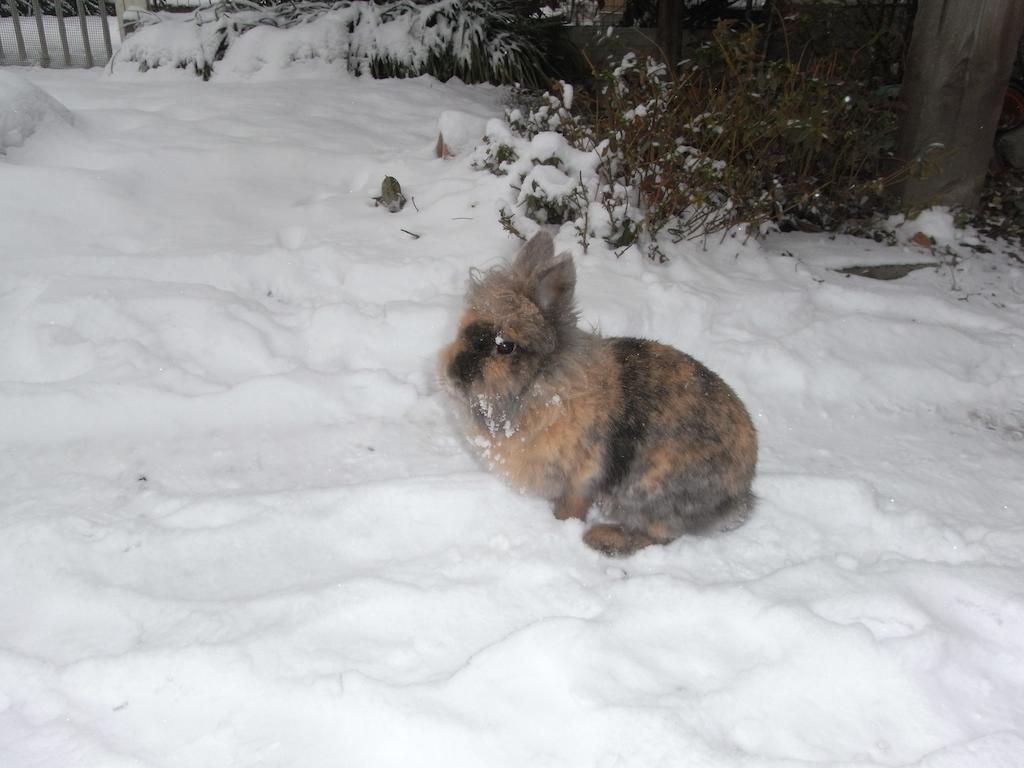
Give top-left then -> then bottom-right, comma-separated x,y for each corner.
0,0 -> 118,67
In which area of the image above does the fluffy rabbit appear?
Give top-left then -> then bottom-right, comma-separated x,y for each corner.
439,231 -> 757,556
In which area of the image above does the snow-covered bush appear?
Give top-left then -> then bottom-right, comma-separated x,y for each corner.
477,23 -> 904,260
471,99 -> 608,248
113,0 -> 549,84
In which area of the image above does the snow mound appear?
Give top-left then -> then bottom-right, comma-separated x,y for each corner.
437,110 -> 488,156
888,206 -> 985,249
0,70 -> 72,153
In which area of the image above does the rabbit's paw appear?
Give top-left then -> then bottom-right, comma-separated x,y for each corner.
582,524 -> 655,557
553,495 -> 590,520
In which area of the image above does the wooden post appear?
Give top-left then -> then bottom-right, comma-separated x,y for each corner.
9,0 -> 29,64
55,0 -> 73,67
97,0 -> 113,60
30,0 -> 51,67
899,0 -> 1024,212
115,0 -> 148,41
74,0 -> 93,67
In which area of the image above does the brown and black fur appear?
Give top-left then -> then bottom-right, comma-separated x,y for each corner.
439,231 -> 757,557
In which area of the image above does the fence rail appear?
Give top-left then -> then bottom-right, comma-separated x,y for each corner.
1,0 -> 118,67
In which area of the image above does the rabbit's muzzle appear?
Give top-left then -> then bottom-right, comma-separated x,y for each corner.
449,349 -> 484,389
446,320 -> 500,390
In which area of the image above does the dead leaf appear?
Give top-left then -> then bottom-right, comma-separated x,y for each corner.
910,231 -> 936,248
435,133 -> 452,159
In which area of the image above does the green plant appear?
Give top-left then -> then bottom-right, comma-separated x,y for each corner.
472,138 -> 519,175
764,0 -> 917,87
483,21 -> 906,258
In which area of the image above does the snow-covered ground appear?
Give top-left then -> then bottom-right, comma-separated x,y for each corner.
1,63 -> 1023,767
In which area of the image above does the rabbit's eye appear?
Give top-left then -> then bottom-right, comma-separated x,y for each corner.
495,339 -> 517,356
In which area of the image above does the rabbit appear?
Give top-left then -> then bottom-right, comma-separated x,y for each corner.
438,231 -> 757,557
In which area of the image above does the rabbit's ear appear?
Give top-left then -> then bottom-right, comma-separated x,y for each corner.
513,231 -> 556,279
532,256 -> 576,319
513,231 -> 576,320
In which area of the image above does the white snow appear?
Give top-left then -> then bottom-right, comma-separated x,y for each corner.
437,109 -> 488,156
1,63 -> 1023,768
0,70 -> 72,153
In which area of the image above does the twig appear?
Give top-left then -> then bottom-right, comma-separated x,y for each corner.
400,229 -> 421,239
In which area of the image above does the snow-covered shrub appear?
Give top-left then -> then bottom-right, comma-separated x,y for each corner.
515,144 -> 589,226
116,6 -> 236,79
470,96 -> 605,246
477,23 -> 904,259
113,0 -> 550,84
675,25 -> 901,240
471,118 -> 522,176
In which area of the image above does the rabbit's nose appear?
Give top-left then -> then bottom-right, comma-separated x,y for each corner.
450,350 -> 484,388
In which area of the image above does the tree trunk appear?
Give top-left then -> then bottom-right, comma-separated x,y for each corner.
899,0 -> 1024,212
657,0 -> 683,71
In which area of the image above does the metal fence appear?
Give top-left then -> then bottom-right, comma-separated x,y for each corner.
0,0 -> 117,67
